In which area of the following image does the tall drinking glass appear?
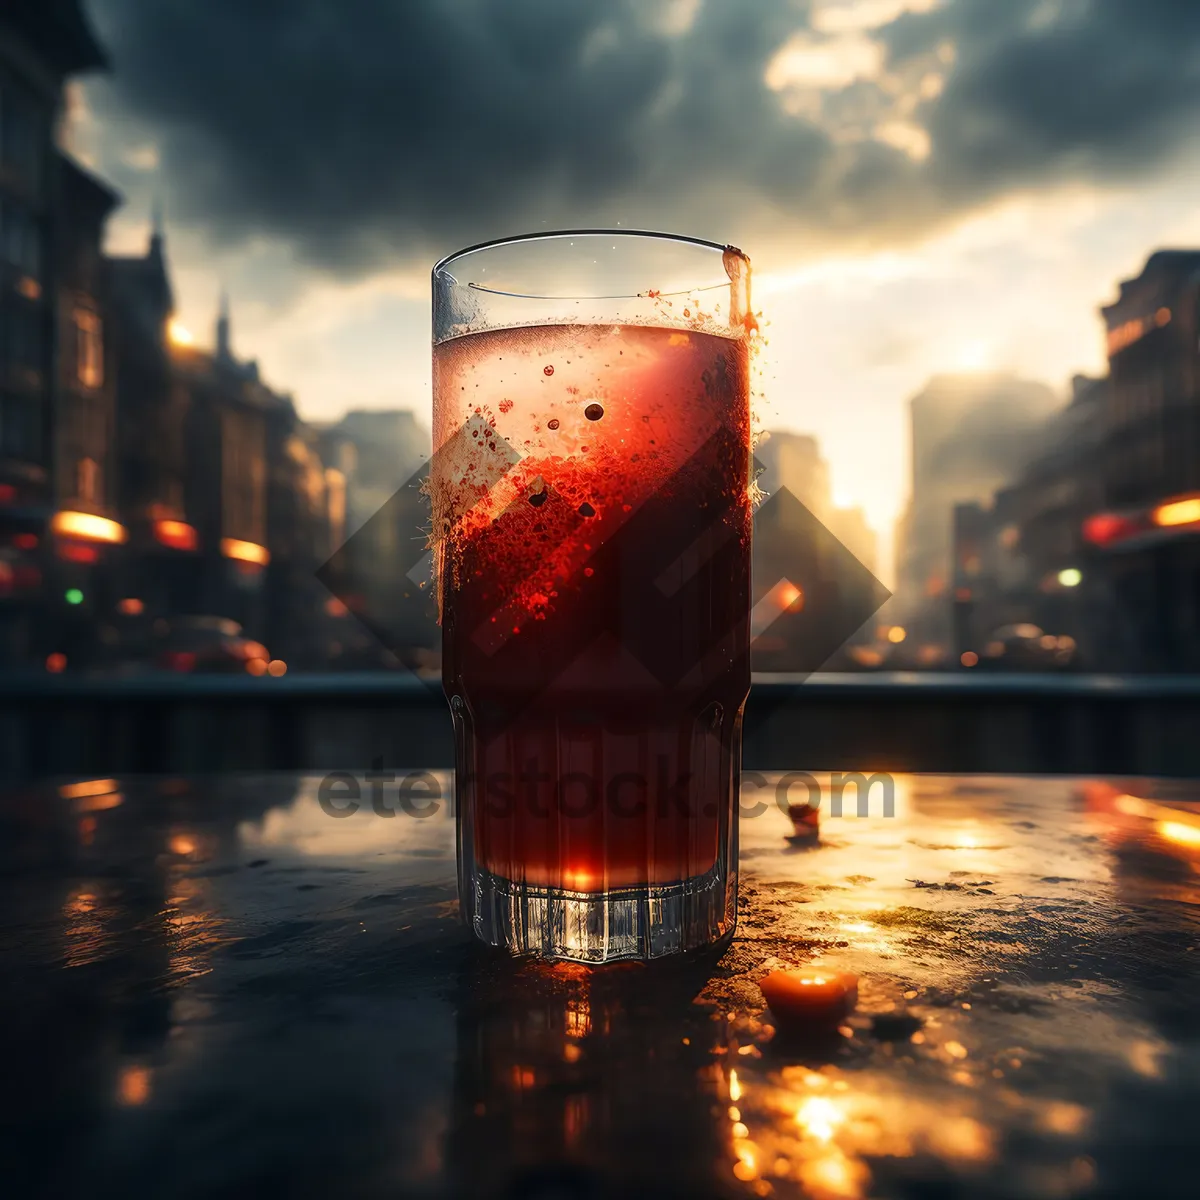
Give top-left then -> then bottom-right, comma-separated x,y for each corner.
431,231 -> 753,962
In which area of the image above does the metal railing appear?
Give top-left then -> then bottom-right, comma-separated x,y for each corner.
3,672 -> 1199,779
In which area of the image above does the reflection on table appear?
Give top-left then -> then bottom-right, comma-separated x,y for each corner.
2,770 -> 1198,1198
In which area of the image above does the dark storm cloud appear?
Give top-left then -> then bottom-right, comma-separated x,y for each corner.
82,0 -> 1200,273
885,0 -> 1200,200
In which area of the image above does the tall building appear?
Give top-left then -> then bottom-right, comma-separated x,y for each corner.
754,430 -> 831,524
0,0 -> 106,495
3,2 -> 343,671
106,221 -> 198,621
107,227 -> 343,666
0,0 -> 117,666
172,303 -> 289,638
949,375 -> 1109,666
1082,252 -> 1200,669
316,409 -> 436,668
264,371 -> 337,668
750,428 -> 884,671
319,409 -> 430,536
1100,250 -> 1200,507
47,154 -> 121,664
896,373 -> 1059,647
827,505 -> 877,579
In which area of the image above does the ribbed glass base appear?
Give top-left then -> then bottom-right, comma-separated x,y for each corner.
464,862 -> 737,963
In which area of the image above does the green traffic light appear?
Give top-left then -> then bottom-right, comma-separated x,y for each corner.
65,588 -> 84,605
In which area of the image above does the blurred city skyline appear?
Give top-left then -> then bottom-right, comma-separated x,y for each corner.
5,0 -> 1198,678
64,1 -> 1200,580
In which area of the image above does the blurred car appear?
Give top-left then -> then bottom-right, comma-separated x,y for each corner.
154,615 -> 270,674
977,624 -> 1078,671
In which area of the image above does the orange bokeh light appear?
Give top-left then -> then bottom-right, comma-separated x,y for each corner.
221,537 -> 270,566
51,510 -> 127,544
59,778 -> 119,800
1152,496 -> 1200,528
153,519 -> 199,552
117,1065 -> 151,1106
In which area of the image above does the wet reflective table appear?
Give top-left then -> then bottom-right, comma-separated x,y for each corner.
3,772 -> 1199,1199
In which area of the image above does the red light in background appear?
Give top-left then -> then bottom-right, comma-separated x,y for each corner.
57,541 -> 100,564
13,532 -> 37,550
153,520 -> 199,552
0,484 -> 16,504
117,598 -> 145,616
1083,512 -> 1137,547
163,651 -> 196,673
46,653 -> 67,673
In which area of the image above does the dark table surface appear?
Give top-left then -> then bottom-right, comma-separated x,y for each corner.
4,770 -> 1200,1200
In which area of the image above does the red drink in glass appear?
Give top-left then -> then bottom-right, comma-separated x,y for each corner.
432,233 -> 753,961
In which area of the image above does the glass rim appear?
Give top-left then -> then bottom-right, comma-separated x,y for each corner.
432,228 -> 749,301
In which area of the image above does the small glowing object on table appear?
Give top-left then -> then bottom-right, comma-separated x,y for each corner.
759,968 -> 859,1027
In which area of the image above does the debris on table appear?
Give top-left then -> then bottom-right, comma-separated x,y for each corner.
786,801 -> 821,843
758,967 -> 859,1029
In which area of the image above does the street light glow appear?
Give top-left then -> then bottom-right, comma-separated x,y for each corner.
1153,496 -> 1200,528
220,537 -> 271,566
167,318 -> 195,347
51,511 -> 127,544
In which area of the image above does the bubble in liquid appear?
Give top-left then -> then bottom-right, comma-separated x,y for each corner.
584,402 -> 604,421
584,567 -> 594,577
578,502 -> 596,518
529,490 -> 547,507
547,418 -> 561,430
544,365 -> 555,376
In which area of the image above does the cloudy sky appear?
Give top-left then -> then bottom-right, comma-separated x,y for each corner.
69,0 -> 1200,581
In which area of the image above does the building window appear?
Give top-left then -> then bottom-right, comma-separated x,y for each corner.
221,409 -> 266,544
0,198 -> 42,279
4,300 -> 43,376
73,308 -> 103,389
76,457 -> 98,503
0,86 -> 44,194
0,391 -> 40,458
